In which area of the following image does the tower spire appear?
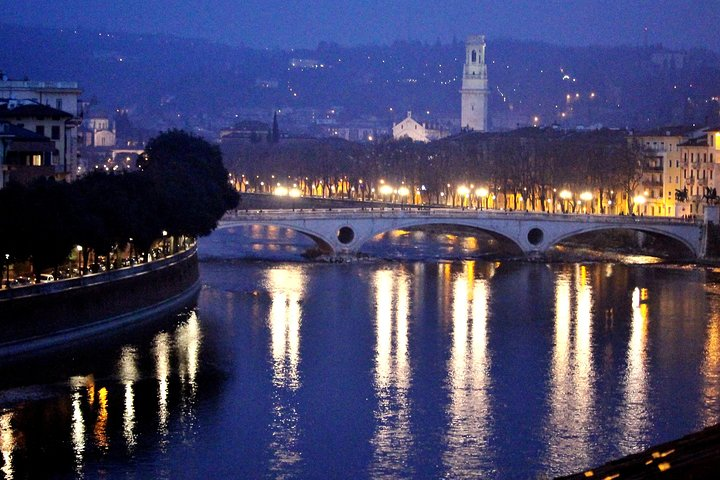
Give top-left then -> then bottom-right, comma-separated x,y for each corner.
460,35 -> 489,132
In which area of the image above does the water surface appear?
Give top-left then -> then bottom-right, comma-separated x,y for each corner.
1,226 -> 719,478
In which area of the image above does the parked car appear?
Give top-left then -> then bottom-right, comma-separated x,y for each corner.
2,278 -> 19,288
39,273 -> 55,283
15,276 -> 33,285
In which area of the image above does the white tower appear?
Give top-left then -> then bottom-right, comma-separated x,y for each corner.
461,35 -> 489,131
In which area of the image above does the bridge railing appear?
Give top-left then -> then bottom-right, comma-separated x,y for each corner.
223,208 -> 702,227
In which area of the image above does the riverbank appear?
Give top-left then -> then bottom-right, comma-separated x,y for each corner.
0,245 -> 200,359
558,423 -> 720,479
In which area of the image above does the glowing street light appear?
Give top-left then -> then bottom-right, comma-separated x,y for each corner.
288,187 -> 301,198
476,187 -> 489,210
559,190 -> 572,213
379,184 -> 394,196
274,186 -> 289,196
397,186 -> 410,209
580,191 -> 593,202
76,245 -> 83,276
634,194 -> 647,214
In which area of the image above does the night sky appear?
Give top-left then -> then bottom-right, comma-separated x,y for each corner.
6,0 -> 719,52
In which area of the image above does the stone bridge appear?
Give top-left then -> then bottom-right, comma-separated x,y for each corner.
219,208 -> 707,259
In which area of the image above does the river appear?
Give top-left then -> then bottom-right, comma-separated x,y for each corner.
1,225 -> 719,478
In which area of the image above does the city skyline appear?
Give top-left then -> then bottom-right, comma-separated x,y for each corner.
5,0 -> 720,52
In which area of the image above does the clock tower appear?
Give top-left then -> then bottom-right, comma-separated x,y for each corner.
461,35 -> 489,131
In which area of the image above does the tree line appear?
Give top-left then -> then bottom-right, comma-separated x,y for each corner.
224,127 -> 647,213
0,130 -> 239,281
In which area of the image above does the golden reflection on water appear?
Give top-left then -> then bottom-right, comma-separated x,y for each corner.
442,261 -> 492,477
94,387 -> 109,450
619,287 -> 650,452
69,375 -> 94,476
177,311 -> 202,436
154,332 -> 171,444
546,265 -> 596,469
701,298 -> 720,426
266,266 -> 305,474
0,412 -> 14,480
119,346 -> 139,452
370,269 -> 413,477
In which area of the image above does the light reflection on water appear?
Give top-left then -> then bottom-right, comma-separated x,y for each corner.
2,245 -> 720,477
544,266 -> 596,471
370,269 -> 413,478
266,266 -> 305,476
443,262 -> 493,478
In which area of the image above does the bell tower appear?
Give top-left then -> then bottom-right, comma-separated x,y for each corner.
460,35 -> 489,131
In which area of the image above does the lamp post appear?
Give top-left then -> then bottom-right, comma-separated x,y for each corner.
76,245 -> 83,276
580,191 -> 593,214
397,186 -> 410,210
162,230 -> 168,256
476,187 -> 489,211
4,253 -> 9,286
559,190 -> 572,213
457,186 -> 470,210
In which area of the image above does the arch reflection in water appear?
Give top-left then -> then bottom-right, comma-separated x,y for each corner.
442,261 -> 493,477
545,265 -> 596,472
370,268 -> 413,477
265,266 -> 306,475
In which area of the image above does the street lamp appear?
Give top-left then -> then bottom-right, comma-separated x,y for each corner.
397,186 -> 410,209
457,186 -> 470,209
580,191 -> 593,214
76,245 -> 83,276
559,190 -> 572,213
379,184 -> 394,200
634,194 -> 647,215
476,187 -> 489,210
162,230 -> 168,256
4,253 -> 9,286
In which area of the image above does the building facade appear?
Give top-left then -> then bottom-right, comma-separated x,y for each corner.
0,100 -> 76,182
460,35 -> 489,132
0,75 -> 82,180
392,111 -> 449,143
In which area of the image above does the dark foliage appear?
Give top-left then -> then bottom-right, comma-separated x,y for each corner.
0,130 -> 238,275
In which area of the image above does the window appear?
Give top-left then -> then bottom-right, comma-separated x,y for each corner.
31,155 -> 42,166
471,50 -> 477,63
35,125 -> 45,136
51,125 -> 60,140
55,99 -> 63,111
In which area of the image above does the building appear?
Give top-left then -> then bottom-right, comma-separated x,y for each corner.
392,111 -> 449,143
635,126 -> 698,217
0,74 -> 82,180
81,116 -> 116,147
220,120 -> 272,143
675,126 -> 720,219
0,99 -> 77,181
0,121 -> 56,187
460,35 -> 489,132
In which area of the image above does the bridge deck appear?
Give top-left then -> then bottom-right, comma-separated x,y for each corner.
225,208 -> 701,227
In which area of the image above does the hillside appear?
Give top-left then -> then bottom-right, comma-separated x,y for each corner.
1,23 -> 719,135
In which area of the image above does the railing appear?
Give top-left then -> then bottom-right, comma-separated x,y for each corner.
0,242 -> 197,300
223,208 -> 702,226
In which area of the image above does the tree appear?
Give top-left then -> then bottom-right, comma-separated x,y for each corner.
141,129 -> 239,238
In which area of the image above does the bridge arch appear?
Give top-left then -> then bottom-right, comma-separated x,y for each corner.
217,221 -> 337,255
354,219 -> 525,256
547,224 -> 699,258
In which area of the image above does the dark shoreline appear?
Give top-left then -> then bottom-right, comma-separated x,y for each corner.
0,246 -> 200,360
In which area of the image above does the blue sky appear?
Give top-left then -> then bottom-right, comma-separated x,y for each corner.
5,0 -> 719,51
